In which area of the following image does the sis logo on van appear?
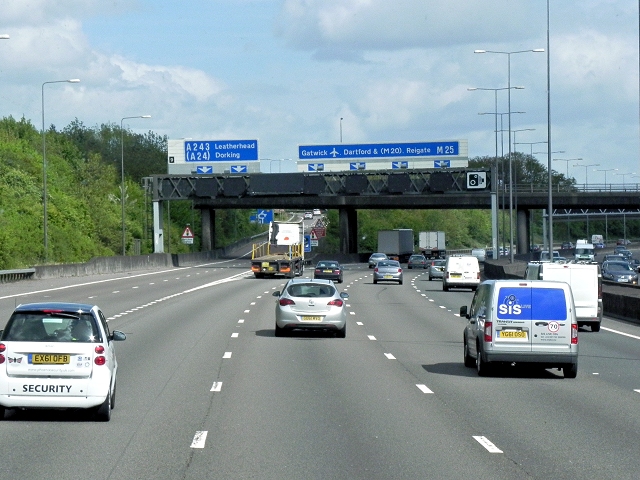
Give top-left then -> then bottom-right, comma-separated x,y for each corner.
497,287 -> 567,321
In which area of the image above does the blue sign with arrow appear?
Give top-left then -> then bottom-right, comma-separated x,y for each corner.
299,141 -> 459,160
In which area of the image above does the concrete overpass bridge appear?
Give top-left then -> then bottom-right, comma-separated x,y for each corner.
149,168 -> 640,254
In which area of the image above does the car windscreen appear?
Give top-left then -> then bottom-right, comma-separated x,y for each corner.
2,312 -> 101,342
287,284 -> 336,298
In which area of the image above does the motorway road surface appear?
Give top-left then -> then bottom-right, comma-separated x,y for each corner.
0,259 -> 640,479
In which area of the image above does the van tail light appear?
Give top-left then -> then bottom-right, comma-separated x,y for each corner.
279,298 -> 295,306
477,272 -> 480,280
597,280 -> 602,300
484,321 -> 493,342
327,299 -> 344,307
571,324 -> 578,345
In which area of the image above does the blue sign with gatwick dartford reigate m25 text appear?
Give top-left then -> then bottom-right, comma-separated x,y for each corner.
298,141 -> 459,160
185,140 -> 259,162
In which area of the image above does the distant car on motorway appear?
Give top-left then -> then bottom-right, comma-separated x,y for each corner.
601,261 -> 638,285
561,241 -> 574,250
373,260 -> 403,285
368,252 -> 388,269
0,302 -> 126,421
272,278 -> 348,337
313,209 -> 322,216
617,249 -> 633,260
428,259 -> 446,281
303,211 -> 313,219
617,239 -> 631,245
407,254 -> 428,269
313,260 -> 343,283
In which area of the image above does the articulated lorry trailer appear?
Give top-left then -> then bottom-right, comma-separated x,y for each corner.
377,229 -> 414,263
251,221 -> 305,278
419,231 -> 446,259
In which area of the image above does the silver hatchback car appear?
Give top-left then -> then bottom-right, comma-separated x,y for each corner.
273,278 -> 349,337
373,260 -> 403,285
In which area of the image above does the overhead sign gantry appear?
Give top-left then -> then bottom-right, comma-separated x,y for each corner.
298,140 -> 468,172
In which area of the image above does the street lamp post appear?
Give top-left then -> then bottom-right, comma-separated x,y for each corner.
595,168 -> 618,188
339,117 -> 343,143
469,86 -> 524,258
121,115 -> 151,256
615,171 -> 637,187
553,157 -> 582,179
573,162 -> 600,187
42,78 -> 80,263
475,47 -> 545,262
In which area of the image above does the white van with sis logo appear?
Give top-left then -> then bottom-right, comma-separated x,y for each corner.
460,279 -> 578,378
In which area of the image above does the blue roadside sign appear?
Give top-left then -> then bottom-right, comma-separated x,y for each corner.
185,140 -> 259,162
299,141 -> 459,160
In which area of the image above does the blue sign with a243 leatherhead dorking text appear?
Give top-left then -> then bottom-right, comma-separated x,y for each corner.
185,140 -> 259,162
298,141 -> 459,160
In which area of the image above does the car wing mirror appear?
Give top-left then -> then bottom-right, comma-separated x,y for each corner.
459,306 -> 469,319
340,292 -> 349,299
272,291 -> 280,297
111,330 -> 126,341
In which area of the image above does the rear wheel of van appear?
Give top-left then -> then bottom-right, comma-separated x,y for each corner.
563,363 -> 578,379
476,344 -> 491,376
592,323 -> 601,332
463,338 -> 475,368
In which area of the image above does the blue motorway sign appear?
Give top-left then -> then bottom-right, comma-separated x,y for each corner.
307,163 -> 325,172
230,165 -> 248,173
196,165 -> 213,174
304,234 -> 311,253
392,161 -> 409,169
299,141 -> 459,160
350,162 -> 366,170
434,160 -> 451,168
185,140 -> 258,162
257,209 -> 273,224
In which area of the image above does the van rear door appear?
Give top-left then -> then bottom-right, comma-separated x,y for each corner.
529,285 -> 573,354
494,285 -> 533,353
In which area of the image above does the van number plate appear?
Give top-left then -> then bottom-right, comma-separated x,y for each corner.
498,331 -> 527,339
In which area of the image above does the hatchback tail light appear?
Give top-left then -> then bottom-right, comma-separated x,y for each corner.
484,321 -> 493,342
374,267 -> 379,273
327,299 -> 344,307
397,268 -> 402,273
95,356 -> 106,366
0,343 -> 5,364
571,324 -> 578,345
279,298 -> 295,306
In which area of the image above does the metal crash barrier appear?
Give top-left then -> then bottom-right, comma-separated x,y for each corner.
0,268 -> 36,283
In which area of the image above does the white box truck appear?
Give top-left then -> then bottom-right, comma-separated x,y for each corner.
524,262 -> 602,332
418,231 -> 446,259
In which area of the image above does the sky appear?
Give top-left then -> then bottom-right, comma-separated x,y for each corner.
0,0 -> 639,182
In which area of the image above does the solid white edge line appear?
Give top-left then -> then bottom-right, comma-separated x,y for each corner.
601,326 -> 640,340
416,384 -> 433,394
191,431 -> 208,448
473,436 -> 503,453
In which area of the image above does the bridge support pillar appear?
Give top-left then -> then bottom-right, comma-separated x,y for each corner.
517,209 -> 530,255
339,208 -> 358,254
201,208 -> 215,251
153,200 -> 164,253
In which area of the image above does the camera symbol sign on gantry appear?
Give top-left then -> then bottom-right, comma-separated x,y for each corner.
467,172 -> 487,189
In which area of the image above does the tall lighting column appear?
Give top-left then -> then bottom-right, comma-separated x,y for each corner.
468,86 -> 524,259
121,115 -> 151,256
42,78 -> 80,263
475,48 -> 544,262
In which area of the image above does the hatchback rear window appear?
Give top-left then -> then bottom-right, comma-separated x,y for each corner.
2,312 -> 101,343
287,284 -> 335,298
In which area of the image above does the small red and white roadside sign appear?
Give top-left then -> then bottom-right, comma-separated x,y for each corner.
181,226 -> 194,244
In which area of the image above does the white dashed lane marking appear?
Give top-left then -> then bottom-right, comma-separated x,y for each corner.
416,384 -> 434,394
191,431 -> 208,449
473,436 -> 503,453
210,382 -> 222,392
384,353 -> 396,360
223,352 -> 232,359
